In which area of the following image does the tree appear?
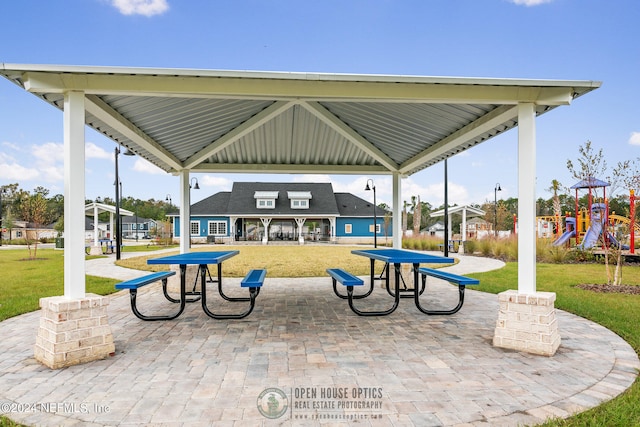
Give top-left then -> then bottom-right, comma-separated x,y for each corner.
17,190 -> 53,259
412,195 -> 421,236
547,179 -> 564,236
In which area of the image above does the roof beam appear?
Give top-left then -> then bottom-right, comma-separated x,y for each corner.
190,162 -> 389,175
303,101 -> 399,172
399,105 -> 519,174
84,95 -> 183,171
183,100 -> 295,169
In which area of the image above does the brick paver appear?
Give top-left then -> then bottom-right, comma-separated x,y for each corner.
0,252 -> 637,426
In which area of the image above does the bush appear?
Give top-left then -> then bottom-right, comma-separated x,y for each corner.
462,239 -> 477,254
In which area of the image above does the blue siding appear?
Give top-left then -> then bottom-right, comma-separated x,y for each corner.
336,217 -> 389,237
174,216 -> 230,237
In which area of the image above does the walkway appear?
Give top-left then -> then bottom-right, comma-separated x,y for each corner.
0,251 -> 637,426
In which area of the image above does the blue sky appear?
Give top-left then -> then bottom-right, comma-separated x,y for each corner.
1,0 -> 638,209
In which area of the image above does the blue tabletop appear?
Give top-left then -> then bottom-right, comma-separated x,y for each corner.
351,248 -> 454,264
147,250 -> 239,265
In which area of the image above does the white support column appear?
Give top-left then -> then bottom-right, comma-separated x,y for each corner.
63,91 -> 86,300
93,205 -> 99,245
517,103 -> 537,295
329,217 -> 336,242
179,171 -> 191,254
392,173 -> 402,249
260,218 -> 272,244
36,91 -> 115,369
493,102 -> 560,356
295,218 -> 306,244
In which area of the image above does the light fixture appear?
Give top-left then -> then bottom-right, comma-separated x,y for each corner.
365,179 -> 377,248
190,177 -> 200,190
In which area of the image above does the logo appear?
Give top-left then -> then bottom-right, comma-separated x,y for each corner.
257,387 -> 288,419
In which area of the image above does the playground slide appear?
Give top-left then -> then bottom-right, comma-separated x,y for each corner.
606,232 -> 630,250
578,220 -> 603,250
552,230 -> 575,246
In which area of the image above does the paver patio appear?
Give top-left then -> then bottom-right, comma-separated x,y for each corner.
0,254 -> 638,426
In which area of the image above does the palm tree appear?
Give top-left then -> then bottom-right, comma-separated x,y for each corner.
548,179 -> 563,237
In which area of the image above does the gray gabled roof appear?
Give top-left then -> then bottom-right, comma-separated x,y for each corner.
227,182 -> 339,216
0,64 -> 601,178
334,193 -> 388,217
181,183 -> 388,218
191,192 -> 231,216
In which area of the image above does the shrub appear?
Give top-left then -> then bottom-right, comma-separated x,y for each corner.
463,239 -> 477,254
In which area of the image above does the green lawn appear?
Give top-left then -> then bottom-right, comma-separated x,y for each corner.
0,250 -> 118,322
1,248 -> 639,426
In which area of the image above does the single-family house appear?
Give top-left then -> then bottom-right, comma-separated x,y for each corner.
170,182 -> 390,244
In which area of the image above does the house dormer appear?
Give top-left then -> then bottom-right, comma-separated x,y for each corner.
254,191 -> 278,209
287,191 -> 312,209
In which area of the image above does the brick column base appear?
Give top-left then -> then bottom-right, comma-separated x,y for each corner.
34,294 -> 115,369
493,290 -> 561,356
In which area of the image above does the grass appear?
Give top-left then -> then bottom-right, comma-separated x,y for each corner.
116,245 -> 392,277
0,250 -> 118,322
1,245 -> 640,426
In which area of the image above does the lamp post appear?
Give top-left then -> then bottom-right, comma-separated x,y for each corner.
0,187 -> 5,247
114,145 -> 134,260
189,178 -> 200,246
165,194 -> 173,240
494,183 -> 502,238
365,179 -> 377,248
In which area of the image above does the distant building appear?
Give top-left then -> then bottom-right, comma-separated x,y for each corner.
170,182 -> 390,244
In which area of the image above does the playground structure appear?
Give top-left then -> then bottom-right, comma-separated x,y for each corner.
547,177 -> 639,253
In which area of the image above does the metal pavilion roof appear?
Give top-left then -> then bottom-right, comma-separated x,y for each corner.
0,63 -> 601,177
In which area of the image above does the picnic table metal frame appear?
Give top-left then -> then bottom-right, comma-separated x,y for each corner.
147,250 -> 250,319
350,249 -> 455,316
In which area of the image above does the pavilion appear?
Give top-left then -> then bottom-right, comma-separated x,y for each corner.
0,63 -> 601,366
84,202 -> 133,255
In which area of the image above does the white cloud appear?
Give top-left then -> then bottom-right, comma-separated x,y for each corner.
86,142 -> 112,160
1,141 -> 20,151
509,0 -> 554,5
31,142 -> 65,183
200,175 -> 233,189
132,158 -> 166,175
629,131 -> 640,146
32,142 -> 64,164
111,0 -> 169,16
0,161 -> 39,180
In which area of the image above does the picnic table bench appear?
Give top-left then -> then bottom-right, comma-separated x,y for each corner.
417,267 -> 479,315
115,271 -> 182,321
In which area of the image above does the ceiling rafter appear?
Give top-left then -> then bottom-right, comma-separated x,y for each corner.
183,100 -> 296,169
302,101 -> 399,172
84,95 -> 182,171
399,105 -> 519,175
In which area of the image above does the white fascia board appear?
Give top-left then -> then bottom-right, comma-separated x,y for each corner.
16,68 -> 596,106
190,162 -> 390,175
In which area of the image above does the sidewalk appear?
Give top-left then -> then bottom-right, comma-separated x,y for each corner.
0,251 -> 637,426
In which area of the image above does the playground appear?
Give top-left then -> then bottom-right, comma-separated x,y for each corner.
538,177 -> 639,255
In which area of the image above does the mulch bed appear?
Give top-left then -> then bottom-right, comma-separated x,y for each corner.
576,283 -> 640,295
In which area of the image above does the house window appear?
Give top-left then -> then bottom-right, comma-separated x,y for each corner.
345,224 -> 352,234
208,221 -> 227,236
255,191 -> 278,209
288,191 -> 311,209
369,224 -> 381,234
190,221 -> 200,236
